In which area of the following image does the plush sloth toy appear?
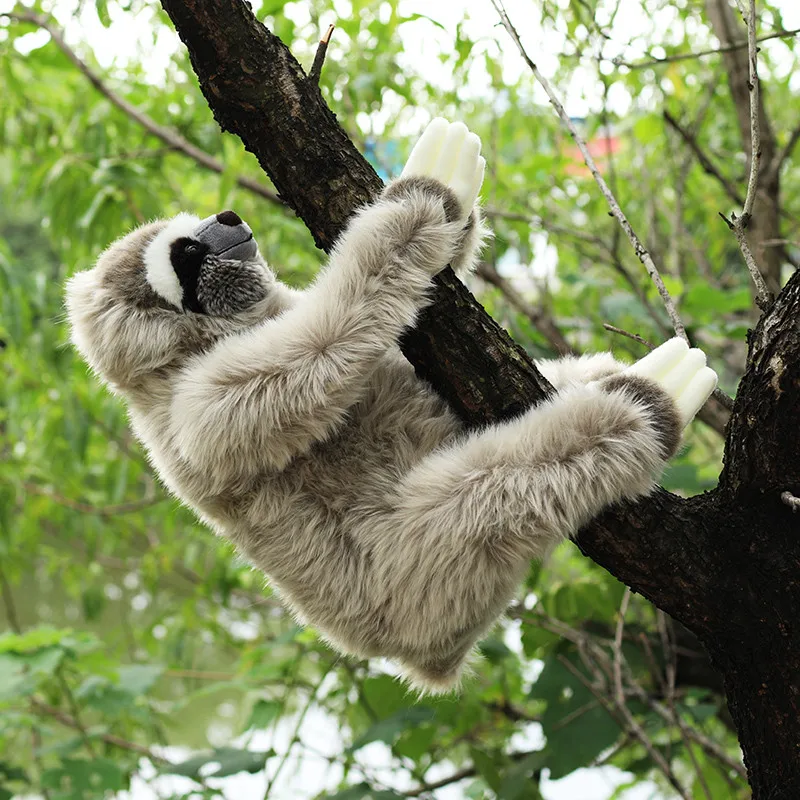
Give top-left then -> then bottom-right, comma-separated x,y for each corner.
66,118 -> 717,689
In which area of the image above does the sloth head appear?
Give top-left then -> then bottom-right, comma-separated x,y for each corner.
66,211 -> 279,392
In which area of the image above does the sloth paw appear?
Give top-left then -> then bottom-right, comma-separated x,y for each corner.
624,337 -> 718,428
401,118 -> 485,222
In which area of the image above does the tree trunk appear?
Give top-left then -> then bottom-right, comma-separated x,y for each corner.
159,2 -> 800,795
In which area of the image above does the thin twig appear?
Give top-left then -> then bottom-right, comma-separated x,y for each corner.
24,482 -> 166,516
612,592 -> 691,799
476,261 -> 576,355
602,324 -> 655,350
263,664 -> 333,798
490,0 -> 687,341
56,670 -> 97,757
770,122 -> 800,177
624,679 -> 748,779
726,0 -> 773,309
663,110 -> 745,207
31,727 -> 53,800
5,11 -> 282,206
737,0 -> 760,221
309,24 -> 335,85
30,699 -> 169,762
0,562 -> 21,633
404,749 -> 540,797
612,27 -> 800,70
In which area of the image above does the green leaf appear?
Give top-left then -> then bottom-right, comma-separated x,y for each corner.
326,786 -> 404,800
393,724 -> 437,761
95,0 -> 112,28
116,663 -> 164,696
41,758 -> 125,796
497,752 -> 545,799
161,748 -> 272,779
469,747 -> 503,792
243,698 -> 282,732
360,675 -> 415,718
0,648 -> 64,701
531,652 -> 622,779
478,636 -> 513,663
349,707 -> 436,752
0,762 -> 28,784
0,627 -> 72,653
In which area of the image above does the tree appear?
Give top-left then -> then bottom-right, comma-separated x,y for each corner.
0,1 -> 798,798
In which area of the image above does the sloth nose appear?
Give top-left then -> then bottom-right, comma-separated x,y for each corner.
216,210 -> 243,227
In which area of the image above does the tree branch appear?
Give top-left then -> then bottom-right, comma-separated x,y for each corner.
30,698 -> 170,763
726,0 -> 773,309
612,26 -> 800,70
309,23 -> 335,85
663,109 -> 745,207
705,0 -> 783,298
475,261 -> 576,355
5,11 -> 282,206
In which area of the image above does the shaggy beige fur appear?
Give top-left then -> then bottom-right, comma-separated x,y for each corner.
66,177 -> 686,690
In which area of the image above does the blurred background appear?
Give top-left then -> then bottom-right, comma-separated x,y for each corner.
0,0 -> 798,797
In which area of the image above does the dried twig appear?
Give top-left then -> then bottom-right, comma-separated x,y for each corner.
724,0 -> 773,309
612,592 -> 691,799
476,261 -> 576,355
4,11 -> 282,206
309,23 -> 335,85
23,482 -> 166,516
663,110 -> 745,207
612,27 -> 800,70
602,324 -> 655,350
490,0 -> 687,341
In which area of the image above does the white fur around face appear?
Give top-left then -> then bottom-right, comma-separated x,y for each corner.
143,213 -> 201,309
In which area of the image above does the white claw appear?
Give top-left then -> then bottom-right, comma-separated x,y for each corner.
676,367 -> 718,427
430,122 -> 469,184
402,117 -> 449,177
660,348 -> 707,395
465,156 -> 486,213
625,337 -> 689,382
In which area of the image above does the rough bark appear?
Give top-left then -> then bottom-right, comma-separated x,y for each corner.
159,2 -> 800,795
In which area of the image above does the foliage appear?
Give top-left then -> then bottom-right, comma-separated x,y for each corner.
1,0 -> 797,797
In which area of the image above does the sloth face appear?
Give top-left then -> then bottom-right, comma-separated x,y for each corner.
66,212 -> 278,390
143,211 -> 271,316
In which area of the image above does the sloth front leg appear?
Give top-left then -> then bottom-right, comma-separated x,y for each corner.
170,124 -> 485,479
370,340 -> 716,690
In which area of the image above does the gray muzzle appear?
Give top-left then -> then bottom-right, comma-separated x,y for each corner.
193,210 -> 259,262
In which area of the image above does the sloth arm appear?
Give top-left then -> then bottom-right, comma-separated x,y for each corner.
169,182 -> 465,475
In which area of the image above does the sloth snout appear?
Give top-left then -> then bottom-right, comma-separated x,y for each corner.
216,210 -> 243,227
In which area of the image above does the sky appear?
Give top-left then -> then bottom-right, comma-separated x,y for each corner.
5,0 -> 798,797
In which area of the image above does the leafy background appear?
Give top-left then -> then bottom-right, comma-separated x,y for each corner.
1,0 -> 798,797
